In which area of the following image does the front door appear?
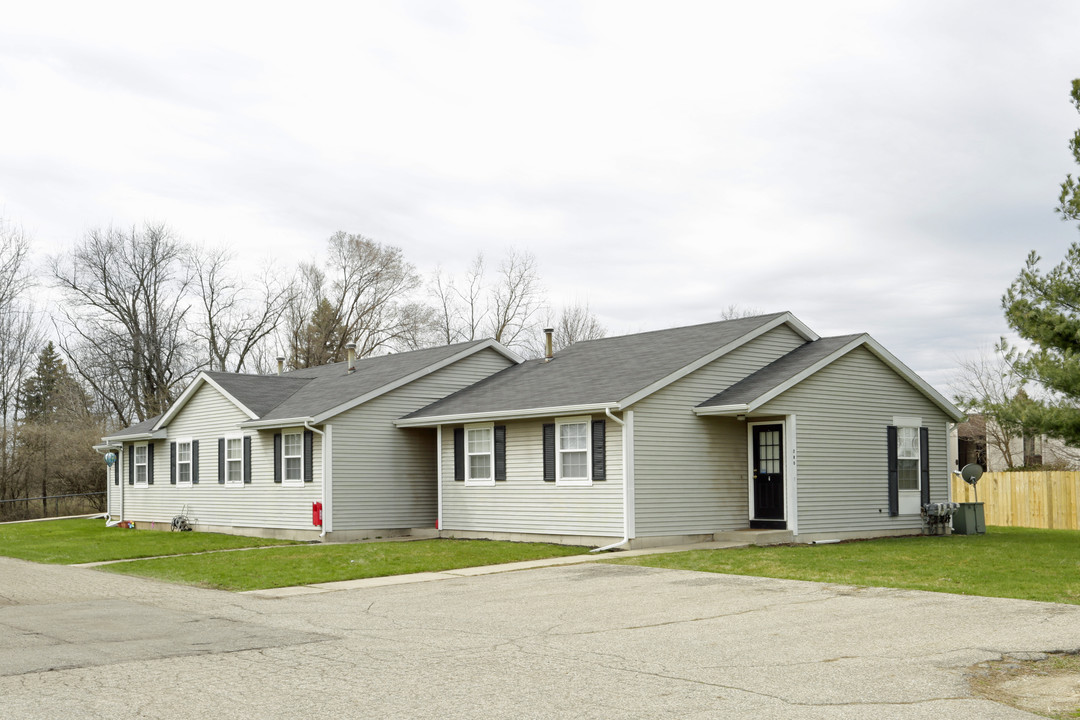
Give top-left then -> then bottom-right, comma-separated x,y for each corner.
751,424 -> 785,529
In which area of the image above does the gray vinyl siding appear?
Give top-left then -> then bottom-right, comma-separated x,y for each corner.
330,347 -> 514,530
756,346 -> 951,534
632,325 -> 807,536
118,384 -> 323,530
441,416 -> 624,537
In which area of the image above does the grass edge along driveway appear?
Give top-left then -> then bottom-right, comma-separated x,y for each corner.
606,526 -> 1080,606
0,517 -> 588,592
97,538 -> 588,591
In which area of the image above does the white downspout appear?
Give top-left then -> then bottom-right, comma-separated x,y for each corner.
304,421 -> 329,539
94,444 -> 122,526
591,408 -> 632,553
436,424 -> 443,534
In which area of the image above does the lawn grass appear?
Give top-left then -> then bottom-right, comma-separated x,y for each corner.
0,518 -> 297,564
97,539 -> 589,591
606,526 -> 1080,605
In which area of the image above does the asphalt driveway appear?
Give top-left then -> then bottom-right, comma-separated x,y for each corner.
1,554 -> 1077,719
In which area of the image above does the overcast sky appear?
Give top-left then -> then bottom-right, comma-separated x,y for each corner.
2,1 -> 1079,393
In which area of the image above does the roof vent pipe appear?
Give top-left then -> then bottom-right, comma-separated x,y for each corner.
276,355 -> 285,376
543,328 -> 554,362
346,342 -> 357,373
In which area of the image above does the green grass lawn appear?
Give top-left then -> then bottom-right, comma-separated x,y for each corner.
0,518 -> 297,564
607,526 -> 1080,605
97,538 -> 589,591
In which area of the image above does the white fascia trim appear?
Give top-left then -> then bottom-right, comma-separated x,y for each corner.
153,372 -> 258,432
100,430 -> 168,442
395,403 -> 619,428
311,339 -> 521,424
617,312 -> 819,410
93,442 -> 122,452
694,403 -> 750,417
239,416 -> 314,430
858,337 -> 966,422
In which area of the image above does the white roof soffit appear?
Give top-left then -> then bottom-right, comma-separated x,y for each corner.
618,312 -> 819,410
395,403 -> 620,428
311,339 -> 522,424
152,372 -> 259,431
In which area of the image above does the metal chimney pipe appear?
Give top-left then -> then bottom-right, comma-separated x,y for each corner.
543,328 -> 554,362
276,355 -> 285,376
346,342 -> 357,373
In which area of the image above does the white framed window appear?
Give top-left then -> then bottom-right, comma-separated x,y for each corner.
176,438 -> 193,487
556,416 -> 591,486
134,443 -> 149,487
283,431 -> 304,486
897,427 -> 920,491
225,435 -> 244,486
465,423 -> 494,486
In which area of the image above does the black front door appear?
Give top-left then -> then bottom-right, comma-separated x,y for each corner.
751,424 -> 785,529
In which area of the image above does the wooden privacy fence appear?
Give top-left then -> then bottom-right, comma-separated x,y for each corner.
951,471 -> 1080,530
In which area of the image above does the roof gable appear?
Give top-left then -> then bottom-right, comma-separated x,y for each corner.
695,334 -> 964,421
400,313 -> 818,424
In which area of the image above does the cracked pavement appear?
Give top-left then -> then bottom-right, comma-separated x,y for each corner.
1,556 -> 1077,718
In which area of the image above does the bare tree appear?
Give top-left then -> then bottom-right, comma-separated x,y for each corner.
50,224 -> 195,426
719,304 -> 763,320
488,249 -> 543,350
191,246 -> 294,372
429,253 -> 489,345
552,301 -> 606,351
0,220 -> 40,511
285,232 -> 431,368
951,348 -> 1026,469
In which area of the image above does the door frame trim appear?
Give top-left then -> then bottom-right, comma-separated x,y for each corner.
746,415 -> 798,534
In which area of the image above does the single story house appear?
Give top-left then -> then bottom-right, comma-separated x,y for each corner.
98,311 -> 965,547
98,339 -> 519,540
398,312 -> 965,547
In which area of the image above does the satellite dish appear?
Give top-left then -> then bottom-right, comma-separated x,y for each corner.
960,464 -> 983,486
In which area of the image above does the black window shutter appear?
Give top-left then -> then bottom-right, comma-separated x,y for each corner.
244,436 -> 252,484
920,426 -> 930,506
494,425 -> 506,481
113,455 -> 119,486
192,440 -> 200,484
273,433 -> 282,483
128,445 -> 134,485
303,429 -> 314,482
453,428 -> 464,481
170,442 -> 177,485
218,437 -> 225,484
592,419 -> 606,481
886,425 -> 898,516
543,423 -> 556,482
147,443 -> 154,485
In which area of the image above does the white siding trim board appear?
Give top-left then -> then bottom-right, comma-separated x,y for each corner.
397,403 -> 618,428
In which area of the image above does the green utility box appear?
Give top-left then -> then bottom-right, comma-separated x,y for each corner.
952,502 -> 986,535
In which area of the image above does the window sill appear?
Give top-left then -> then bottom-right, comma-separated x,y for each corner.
465,478 -> 496,487
556,479 -> 592,487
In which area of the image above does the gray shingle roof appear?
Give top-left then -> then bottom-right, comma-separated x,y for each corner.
260,340 -> 491,421
696,334 -> 864,409
104,415 -> 162,439
107,340 -> 497,437
405,313 -> 789,419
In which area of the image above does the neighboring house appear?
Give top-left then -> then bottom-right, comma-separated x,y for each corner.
97,311 -> 965,547
97,340 -> 519,540
398,312 -> 965,547
954,414 -> 1079,471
